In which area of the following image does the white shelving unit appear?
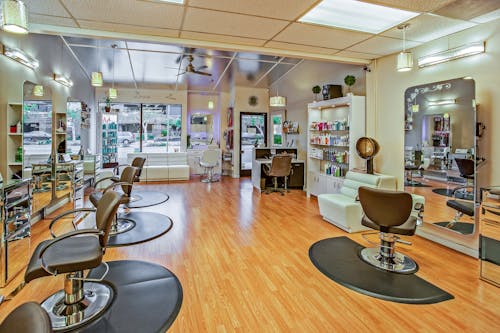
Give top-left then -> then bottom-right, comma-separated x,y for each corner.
306,96 -> 365,197
0,103 -> 24,180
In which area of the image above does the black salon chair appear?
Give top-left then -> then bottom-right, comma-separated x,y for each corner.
262,154 -> 292,195
24,191 -> 122,332
90,166 -> 137,234
114,157 -> 146,182
0,302 -> 52,333
405,150 -> 423,186
358,186 -> 422,273
453,158 -> 475,200
445,185 -> 475,230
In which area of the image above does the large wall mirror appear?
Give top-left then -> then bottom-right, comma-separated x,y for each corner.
23,81 -> 53,213
404,78 -> 478,251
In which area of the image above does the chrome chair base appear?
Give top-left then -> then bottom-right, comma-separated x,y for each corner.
359,247 -> 418,274
110,218 -> 135,235
201,177 -> 219,183
41,282 -> 113,331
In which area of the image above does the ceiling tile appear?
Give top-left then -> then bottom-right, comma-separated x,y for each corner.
182,8 -> 289,39
273,23 -> 371,50
78,20 -> 178,38
381,14 -> 476,43
188,0 -> 317,20
346,35 -> 421,55
180,31 -> 266,47
359,0 -> 455,12
265,41 -> 338,55
334,50 -> 380,60
62,0 -> 184,29
24,0 -> 70,17
29,14 -> 77,28
434,0 -> 500,21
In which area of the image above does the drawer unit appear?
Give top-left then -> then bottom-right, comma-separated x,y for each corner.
480,196 -> 500,287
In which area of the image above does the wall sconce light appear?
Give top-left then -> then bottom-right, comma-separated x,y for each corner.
428,99 -> 456,106
1,44 -> 39,69
91,71 -> 103,87
33,84 -> 44,96
208,100 -> 214,109
418,42 -> 485,68
53,73 -> 73,87
1,0 -> 28,34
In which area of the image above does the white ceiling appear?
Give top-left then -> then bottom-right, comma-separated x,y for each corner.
23,0 -> 500,62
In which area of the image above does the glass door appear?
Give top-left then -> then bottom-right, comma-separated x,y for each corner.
240,112 -> 267,176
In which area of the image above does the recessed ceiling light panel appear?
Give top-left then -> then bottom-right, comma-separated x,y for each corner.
299,0 -> 419,34
147,0 -> 184,4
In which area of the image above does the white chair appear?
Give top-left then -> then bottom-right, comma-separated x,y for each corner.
200,149 -> 220,182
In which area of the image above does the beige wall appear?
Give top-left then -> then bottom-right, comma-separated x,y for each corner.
367,19 -> 500,189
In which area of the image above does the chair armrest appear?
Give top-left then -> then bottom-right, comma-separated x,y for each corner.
38,229 -> 103,275
49,208 -> 97,238
262,164 -> 271,175
103,181 -> 133,193
94,176 -> 119,188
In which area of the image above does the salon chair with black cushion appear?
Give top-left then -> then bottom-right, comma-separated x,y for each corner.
445,186 -> 475,229
114,157 -> 146,182
358,186 -> 422,273
0,302 -> 52,333
90,166 -> 137,234
405,150 -> 422,186
262,154 -> 292,195
454,158 -> 475,199
24,191 -> 122,331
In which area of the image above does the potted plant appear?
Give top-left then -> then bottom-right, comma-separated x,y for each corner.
344,75 -> 355,96
312,85 -> 321,101
104,97 -> 111,112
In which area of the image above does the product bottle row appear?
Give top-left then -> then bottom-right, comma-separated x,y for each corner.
310,134 -> 349,146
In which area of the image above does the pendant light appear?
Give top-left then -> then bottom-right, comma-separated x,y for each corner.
91,40 -> 103,86
269,85 -> 286,107
33,84 -> 44,96
1,0 -> 28,34
397,23 -> 413,72
108,44 -> 117,99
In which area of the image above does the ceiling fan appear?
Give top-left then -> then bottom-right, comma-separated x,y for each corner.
178,55 -> 211,77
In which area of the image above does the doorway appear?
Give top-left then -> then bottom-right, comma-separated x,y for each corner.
240,112 -> 267,176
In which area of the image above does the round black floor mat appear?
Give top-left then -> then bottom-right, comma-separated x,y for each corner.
107,212 -> 173,247
432,188 -> 473,200
125,191 -> 169,208
434,222 -> 475,235
309,237 -> 453,304
80,260 -> 182,333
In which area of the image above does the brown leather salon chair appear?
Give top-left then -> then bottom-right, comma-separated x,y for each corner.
358,187 -> 419,273
114,157 -> 146,182
24,191 -> 122,331
90,166 -> 137,234
0,302 -> 52,333
262,154 -> 292,195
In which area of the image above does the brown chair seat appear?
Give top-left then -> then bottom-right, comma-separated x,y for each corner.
362,215 -> 417,236
25,236 -> 102,283
90,191 -> 130,207
0,302 -> 52,333
446,199 -> 474,217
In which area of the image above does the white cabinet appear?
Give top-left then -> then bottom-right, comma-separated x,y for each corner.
306,96 -> 365,197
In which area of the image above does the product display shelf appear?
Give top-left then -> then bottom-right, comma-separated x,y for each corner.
101,114 -> 118,165
306,96 -> 365,197
1,104 -> 24,180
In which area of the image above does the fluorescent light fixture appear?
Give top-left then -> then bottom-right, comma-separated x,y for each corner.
91,71 -> 103,87
158,0 -> 184,3
470,8 -> 500,23
270,96 -> 286,107
108,88 -> 117,99
299,0 -> 418,34
53,73 -> 73,87
428,99 -> 456,106
1,44 -> 39,69
208,100 -> 214,109
33,85 -> 44,97
1,0 -> 28,34
418,42 -> 485,68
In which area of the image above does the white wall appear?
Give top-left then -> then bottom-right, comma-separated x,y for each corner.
368,19 -> 500,189
270,60 -> 366,160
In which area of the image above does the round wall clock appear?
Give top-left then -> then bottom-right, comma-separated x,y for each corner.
249,96 -> 258,106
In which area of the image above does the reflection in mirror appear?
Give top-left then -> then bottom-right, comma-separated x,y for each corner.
404,78 -> 477,238
66,100 -> 82,154
190,113 -> 214,149
23,81 -> 53,213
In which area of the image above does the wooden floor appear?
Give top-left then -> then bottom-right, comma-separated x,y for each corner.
1,178 -> 499,332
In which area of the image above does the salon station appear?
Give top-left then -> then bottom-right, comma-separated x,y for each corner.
0,1 -> 499,332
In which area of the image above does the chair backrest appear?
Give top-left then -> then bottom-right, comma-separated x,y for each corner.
455,158 -> 474,177
414,150 -> 423,167
131,157 -> 146,180
269,154 -> 292,177
358,186 -> 413,227
201,149 -> 220,166
0,302 -> 52,333
95,191 -> 123,248
119,166 -> 137,195
340,171 -> 382,199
